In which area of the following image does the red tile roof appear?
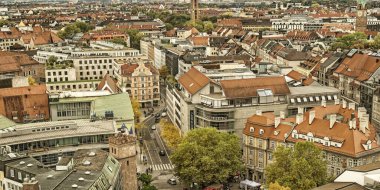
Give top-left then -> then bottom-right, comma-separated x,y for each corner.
178,67 -> 210,95
220,76 -> 290,99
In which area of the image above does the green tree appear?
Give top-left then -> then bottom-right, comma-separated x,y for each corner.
46,56 -> 58,65
159,65 -> 169,81
138,174 -> 158,190
203,21 -> 214,33
125,29 -> 144,49
165,23 -> 174,31
58,22 -> 93,39
110,37 -> 127,46
331,32 -> 368,50
131,98 -> 141,122
73,21 -> 93,33
160,119 -> 182,149
269,182 -> 291,190
265,142 -> 328,190
28,76 -> 36,85
0,20 -> 10,27
370,34 -> 380,49
171,128 -> 243,187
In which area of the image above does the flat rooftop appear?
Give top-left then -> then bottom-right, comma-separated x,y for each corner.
0,120 -> 116,146
289,86 -> 340,96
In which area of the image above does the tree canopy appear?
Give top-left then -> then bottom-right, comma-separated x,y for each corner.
331,32 -> 368,50
58,22 -> 94,39
131,98 -> 141,122
265,142 -> 328,190
138,174 -> 158,190
110,37 -> 127,47
0,20 -> 10,27
185,20 -> 215,33
269,182 -> 291,190
160,119 -> 182,149
124,29 -> 144,49
171,128 -> 243,187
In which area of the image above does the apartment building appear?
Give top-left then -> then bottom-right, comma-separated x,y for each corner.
41,48 -> 142,93
0,85 -> 49,123
0,51 -> 45,82
328,51 -> 380,117
167,67 -> 289,134
115,60 -> 160,108
372,89 -> 380,131
243,103 -> 380,183
0,148 -> 121,190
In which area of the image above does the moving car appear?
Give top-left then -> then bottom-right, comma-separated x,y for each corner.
167,178 -> 177,185
151,125 -> 156,130
159,150 -> 166,156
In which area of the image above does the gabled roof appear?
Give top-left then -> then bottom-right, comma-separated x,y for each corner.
0,51 -> 39,73
220,76 -> 290,99
334,53 -> 380,82
286,70 -> 314,86
178,67 -> 210,95
97,74 -> 118,94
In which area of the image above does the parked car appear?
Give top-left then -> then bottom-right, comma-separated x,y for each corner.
151,125 -> 156,130
159,150 -> 166,156
167,178 -> 177,185
161,112 -> 167,117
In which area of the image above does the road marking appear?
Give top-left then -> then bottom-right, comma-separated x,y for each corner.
152,164 -> 174,171
154,129 -> 172,165
144,141 -> 154,165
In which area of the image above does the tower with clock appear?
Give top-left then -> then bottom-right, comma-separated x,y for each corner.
356,0 -> 368,32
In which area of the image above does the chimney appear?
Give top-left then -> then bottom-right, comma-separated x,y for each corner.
335,99 -> 340,105
359,115 -> 369,133
23,178 -> 40,190
296,113 -> 303,124
342,100 -> 347,109
256,110 -> 262,116
321,99 -> 326,107
349,102 -> 355,110
280,111 -> 285,119
358,107 -> 367,118
298,107 -> 303,114
309,110 -> 315,124
329,114 -> 336,129
275,117 -> 281,128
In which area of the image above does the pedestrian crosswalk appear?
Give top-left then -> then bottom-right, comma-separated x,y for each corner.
151,164 -> 174,171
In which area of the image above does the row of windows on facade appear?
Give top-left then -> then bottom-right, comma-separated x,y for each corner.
78,59 -> 113,64
49,83 -> 98,91
79,65 -> 113,70
24,70 -> 36,76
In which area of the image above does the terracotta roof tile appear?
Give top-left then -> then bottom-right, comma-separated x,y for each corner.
335,53 -> 380,82
221,76 -> 290,99
178,67 -> 210,95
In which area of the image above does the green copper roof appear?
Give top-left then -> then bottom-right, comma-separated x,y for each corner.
93,93 -> 134,121
0,115 -> 16,130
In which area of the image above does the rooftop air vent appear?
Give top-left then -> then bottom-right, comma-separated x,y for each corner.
19,161 -> 25,165
47,175 -> 53,179
88,152 -> 96,157
78,177 -> 84,181
85,171 -> 91,175
27,164 -> 33,167
72,184 -> 78,188
83,161 -> 91,166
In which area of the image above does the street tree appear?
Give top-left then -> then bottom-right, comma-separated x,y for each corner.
159,65 -> 169,81
171,127 -> 243,187
265,142 -> 328,190
269,182 -> 291,190
0,20 -> 10,27
131,98 -> 141,122
160,120 -> 182,149
138,174 -> 158,190
58,22 -> 93,39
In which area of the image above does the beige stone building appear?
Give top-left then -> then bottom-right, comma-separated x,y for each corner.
115,60 -> 160,108
243,102 -> 380,184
